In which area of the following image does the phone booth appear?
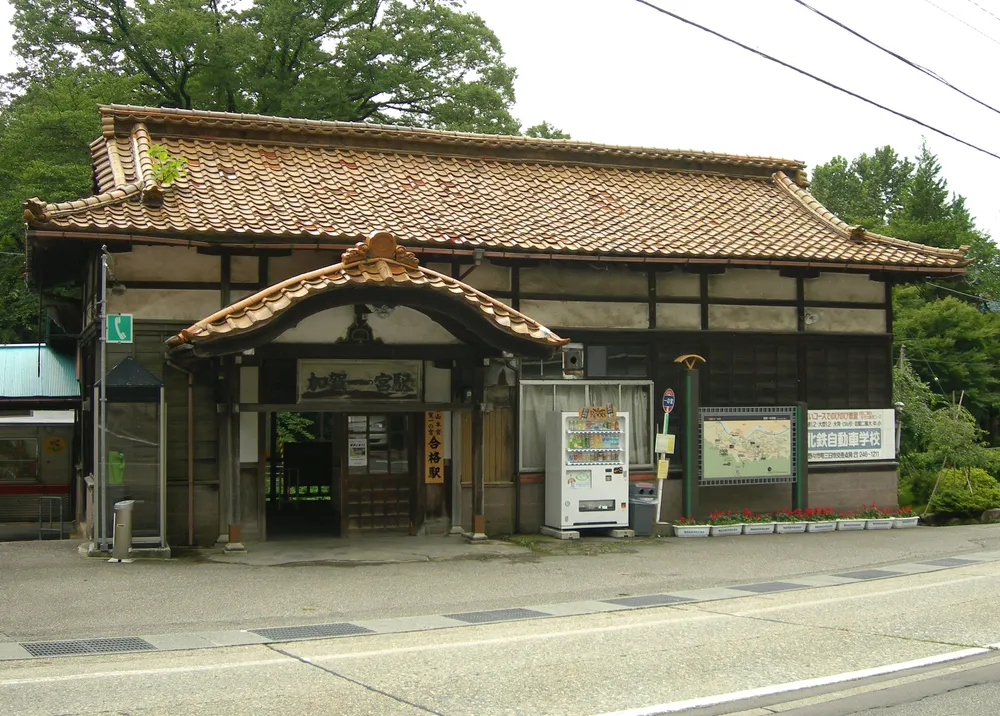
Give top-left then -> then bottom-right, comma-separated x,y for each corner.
101,357 -> 167,551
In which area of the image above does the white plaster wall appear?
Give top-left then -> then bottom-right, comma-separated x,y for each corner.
432,260 -> 511,292
655,303 -> 701,329
231,256 -> 259,283
272,305 -> 354,343
805,273 -> 886,302
239,365 -> 258,464
267,250 -> 341,282
708,305 -> 797,331
709,268 -> 796,300
520,264 -> 646,296
804,307 -> 887,333
656,271 -> 700,298
424,362 -> 451,402
108,289 -> 220,322
272,306 -> 461,344
377,307 -> 461,344
519,299 -> 648,328
114,246 -> 220,282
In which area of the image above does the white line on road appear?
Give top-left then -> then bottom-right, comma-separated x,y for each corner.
591,648 -> 991,716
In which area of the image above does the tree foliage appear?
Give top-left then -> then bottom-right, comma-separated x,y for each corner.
9,0 -> 524,133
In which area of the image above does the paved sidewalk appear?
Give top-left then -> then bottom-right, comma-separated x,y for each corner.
3,525 -> 1000,644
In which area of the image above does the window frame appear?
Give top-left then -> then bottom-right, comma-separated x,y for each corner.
518,379 -> 655,472
0,436 -> 39,482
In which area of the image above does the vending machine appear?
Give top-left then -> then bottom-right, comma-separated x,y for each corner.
544,411 -> 630,530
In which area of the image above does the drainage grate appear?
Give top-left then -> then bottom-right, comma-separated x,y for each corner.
603,594 -> 693,608
731,582 -> 806,594
444,608 -> 547,624
250,623 -> 374,641
920,558 -> 979,567
21,637 -> 155,658
834,569 -> 902,580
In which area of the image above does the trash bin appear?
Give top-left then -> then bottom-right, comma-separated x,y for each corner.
112,500 -> 135,560
629,482 -> 658,537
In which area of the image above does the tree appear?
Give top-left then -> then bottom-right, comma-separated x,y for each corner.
9,0 -> 522,134
524,121 -> 571,139
810,146 -> 913,230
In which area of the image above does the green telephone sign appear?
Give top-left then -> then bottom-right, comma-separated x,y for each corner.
106,314 -> 134,344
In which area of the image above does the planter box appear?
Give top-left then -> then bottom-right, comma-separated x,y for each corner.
836,519 -> 866,531
774,522 -> 807,534
742,522 -> 776,535
866,518 -> 894,530
673,525 -> 710,538
892,516 -> 920,529
806,521 -> 837,533
709,524 -> 743,537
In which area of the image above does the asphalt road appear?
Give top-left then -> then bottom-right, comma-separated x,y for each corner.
4,558 -> 1000,715
5,524 -> 1000,642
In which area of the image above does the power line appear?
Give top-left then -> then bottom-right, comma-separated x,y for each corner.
632,0 -> 1000,162
927,281 -> 994,302
921,0 -> 1000,47
965,0 -> 1000,25
793,0 -> 1000,120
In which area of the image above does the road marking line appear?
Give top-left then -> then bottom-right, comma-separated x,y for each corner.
590,648 -> 990,716
0,656 -> 293,686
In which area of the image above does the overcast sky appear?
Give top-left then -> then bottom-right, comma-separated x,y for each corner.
3,0 -> 1000,238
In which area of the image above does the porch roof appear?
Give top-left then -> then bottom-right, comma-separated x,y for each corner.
165,230 -> 568,358
23,105 -> 968,276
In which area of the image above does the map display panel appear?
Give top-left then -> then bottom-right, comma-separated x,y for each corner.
698,407 -> 799,485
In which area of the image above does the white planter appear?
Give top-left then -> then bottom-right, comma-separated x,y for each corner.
836,519 -> 866,531
892,516 -> 919,529
673,525 -> 710,538
866,518 -> 894,530
774,522 -> 807,534
742,522 -> 776,535
709,524 -> 744,537
806,521 -> 837,533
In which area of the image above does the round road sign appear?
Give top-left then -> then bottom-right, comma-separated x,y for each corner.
662,388 -> 676,413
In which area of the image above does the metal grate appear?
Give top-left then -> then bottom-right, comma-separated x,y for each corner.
444,608 -> 547,624
250,623 -> 374,641
603,594 -> 693,607
731,581 -> 805,594
21,637 -> 155,657
834,569 -> 901,580
920,558 -> 979,567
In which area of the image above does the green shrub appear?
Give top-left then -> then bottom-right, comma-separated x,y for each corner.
928,468 -> 1000,514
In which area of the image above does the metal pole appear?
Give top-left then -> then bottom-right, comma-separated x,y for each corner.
98,249 -> 109,551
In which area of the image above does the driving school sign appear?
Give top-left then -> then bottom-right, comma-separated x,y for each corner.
807,409 -> 895,462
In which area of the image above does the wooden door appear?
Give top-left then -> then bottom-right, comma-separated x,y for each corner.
343,414 -> 413,533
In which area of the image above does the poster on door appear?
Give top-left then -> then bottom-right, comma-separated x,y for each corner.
348,436 -> 368,467
424,411 -> 445,484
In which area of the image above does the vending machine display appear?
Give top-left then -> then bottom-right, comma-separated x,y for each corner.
544,411 -> 630,530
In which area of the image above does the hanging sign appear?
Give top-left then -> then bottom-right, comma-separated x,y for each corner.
662,388 -> 675,414
656,459 -> 670,480
424,411 -> 445,483
578,404 -> 616,419
347,436 -> 367,467
807,409 -> 895,462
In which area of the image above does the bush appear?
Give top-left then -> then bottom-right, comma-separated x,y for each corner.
928,468 -> 1000,514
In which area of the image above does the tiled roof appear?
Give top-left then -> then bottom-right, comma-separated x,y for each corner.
0,345 -> 80,401
166,230 -> 569,356
25,105 -> 969,273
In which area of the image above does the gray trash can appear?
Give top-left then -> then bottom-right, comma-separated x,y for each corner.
629,482 -> 658,537
112,500 -> 135,560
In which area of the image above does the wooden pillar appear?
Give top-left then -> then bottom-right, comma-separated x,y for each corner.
224,356 -> 245,552
470,363 -> 487,537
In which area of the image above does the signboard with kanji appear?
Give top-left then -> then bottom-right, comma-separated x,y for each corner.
424,411 -> 445,483
807,409 -> 895,462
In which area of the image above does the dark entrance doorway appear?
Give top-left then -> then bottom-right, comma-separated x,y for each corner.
266,412 -> 416,537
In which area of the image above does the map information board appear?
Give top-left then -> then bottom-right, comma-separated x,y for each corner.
701,414 -> 793,481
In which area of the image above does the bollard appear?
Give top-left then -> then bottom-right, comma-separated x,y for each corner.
112,500 -> 135,560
